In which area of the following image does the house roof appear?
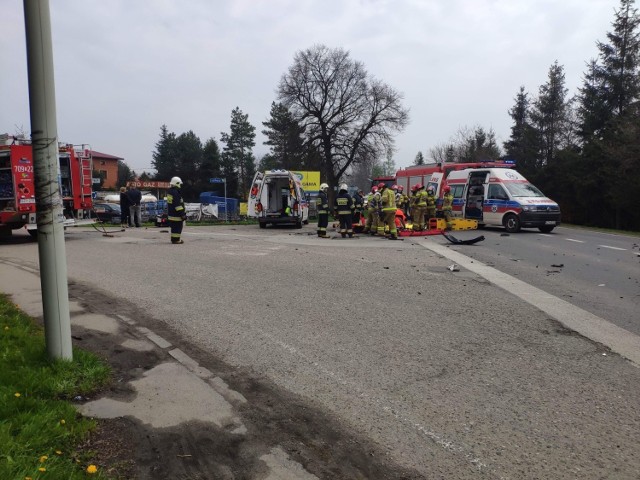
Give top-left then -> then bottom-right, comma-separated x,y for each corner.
91,150 -> 123,160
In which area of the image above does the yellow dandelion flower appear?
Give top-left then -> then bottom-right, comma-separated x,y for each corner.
3,326 -> 8,330
60,419 -> 66,425
86,464 -> 98,474
25,477 -> 32,480
14,392 -> 21,398
55,450 -> 62,455
38,467 -> 46,472
39,455 -> 48,463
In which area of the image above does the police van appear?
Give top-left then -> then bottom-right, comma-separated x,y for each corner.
428,168 -> 561,233
247,169 -> 309,228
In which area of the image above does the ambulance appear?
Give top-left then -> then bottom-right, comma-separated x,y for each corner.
428,167 -> 561,233
247,169 -> 309,228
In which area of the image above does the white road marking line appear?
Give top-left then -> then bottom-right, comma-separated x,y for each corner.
538,233 -> 552,237
598,245 -> 627,251
566,238 -> 584,243
420,239 -> 640,367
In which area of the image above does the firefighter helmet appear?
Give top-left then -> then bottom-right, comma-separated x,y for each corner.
416,183 -> 423,190
443,185 -> 451,193
170,176 -> 183,187
371,186 -> 378,193
339,183 -> 348,192
377,182 -> 386,189
392,184 -> 398,190
320,183 -> 329,192
397,185 -> 404,192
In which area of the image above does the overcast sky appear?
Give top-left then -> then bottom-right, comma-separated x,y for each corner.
2,0 -> 620,174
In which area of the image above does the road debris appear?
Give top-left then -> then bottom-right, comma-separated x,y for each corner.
441,232 -> 485,245
447,264 -> 460,272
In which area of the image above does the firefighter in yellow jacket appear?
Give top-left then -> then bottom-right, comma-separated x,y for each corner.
413,184 -> 427,231
363,186 -> 380,235
442,184 -> 454,230
426,185 -> 437,227
379,182 -> 398,240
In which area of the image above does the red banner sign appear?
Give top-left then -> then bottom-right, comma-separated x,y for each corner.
126,181 -> 170,189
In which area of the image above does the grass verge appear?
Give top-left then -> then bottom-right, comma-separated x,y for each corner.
0,294 -> 111,479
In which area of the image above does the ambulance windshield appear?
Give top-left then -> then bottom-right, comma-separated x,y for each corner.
504,182 -> 545,197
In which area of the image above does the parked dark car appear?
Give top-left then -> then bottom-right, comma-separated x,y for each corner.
92,203 -> 121,224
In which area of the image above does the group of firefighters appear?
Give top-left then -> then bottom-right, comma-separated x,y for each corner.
315,182 -> 454,239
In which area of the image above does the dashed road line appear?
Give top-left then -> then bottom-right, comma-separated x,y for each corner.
598,245 -> 627,251
566,238 -> 585,243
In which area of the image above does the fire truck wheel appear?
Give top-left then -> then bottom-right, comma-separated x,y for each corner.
503,213 -> 521,233
27,229 -> 38,239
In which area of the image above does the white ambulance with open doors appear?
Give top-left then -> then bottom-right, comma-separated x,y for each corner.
247,169 -> 309,228
428,168 -> 561,233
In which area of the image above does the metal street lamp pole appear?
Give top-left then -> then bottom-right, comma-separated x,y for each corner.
23,0 -> 72,360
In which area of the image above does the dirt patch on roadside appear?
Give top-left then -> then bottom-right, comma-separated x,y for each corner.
68,282 -> 424,479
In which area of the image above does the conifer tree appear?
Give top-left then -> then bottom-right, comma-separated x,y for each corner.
530,61 -> 569,167
503,86 -> 539,178
151,125 -> 178,181
262,102 -> 306,170
220,107 -> 256,200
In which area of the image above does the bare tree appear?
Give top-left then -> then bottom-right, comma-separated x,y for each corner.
429,125 -> 501,163
278,45 -> 409,190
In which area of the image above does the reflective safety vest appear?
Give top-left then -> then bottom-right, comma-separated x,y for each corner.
380,188 -> 396,211
367,192 -> 380,210
426,192 -> 436,208
416,189 -> 427,207
443,193 -> 454,211
316,191 -> 329,214
335,192 -> 354,215
167,186 -> 185,221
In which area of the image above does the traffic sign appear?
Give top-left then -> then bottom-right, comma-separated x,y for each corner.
210,178 -> 225,183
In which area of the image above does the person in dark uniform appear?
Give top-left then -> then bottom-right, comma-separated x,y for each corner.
119,186 -> 131,227
127,186 -> 143,227
167,176 -> 186,244
316,183 -> 330,237
334,183 -> 354,238
352,189 -> 365,226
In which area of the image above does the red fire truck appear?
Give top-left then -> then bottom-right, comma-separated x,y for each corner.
0,137 -> 93,238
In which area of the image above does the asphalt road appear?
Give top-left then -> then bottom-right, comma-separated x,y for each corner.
2,224 -> 640,479
446,226 -> 640,335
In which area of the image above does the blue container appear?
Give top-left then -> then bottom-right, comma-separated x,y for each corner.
199,193 -> 238,216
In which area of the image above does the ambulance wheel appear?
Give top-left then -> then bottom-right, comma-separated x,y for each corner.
538,225 -> 555,233
295,219 -> 302,229
259,222 -> 266,229
503,213 -> 521,233
303,219 -> 309,225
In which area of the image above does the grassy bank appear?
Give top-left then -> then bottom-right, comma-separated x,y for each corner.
0,295 -> 111,479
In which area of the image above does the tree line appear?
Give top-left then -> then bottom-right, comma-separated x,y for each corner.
118,0 -> 638,231
418,0 -> 639,231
